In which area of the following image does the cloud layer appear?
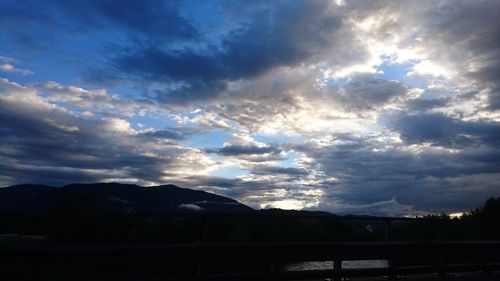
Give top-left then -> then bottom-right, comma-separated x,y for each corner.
1,0 -> 500,216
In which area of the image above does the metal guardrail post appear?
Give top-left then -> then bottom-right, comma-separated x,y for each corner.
197,215 -> 210,278
385,219 -> 392,241
269,261 -> 276,274
436,257 -> 447,278
333,259 -> 342,281
478,256 -> 492,274
387,259 -> 397,280
201,215 -> 210,242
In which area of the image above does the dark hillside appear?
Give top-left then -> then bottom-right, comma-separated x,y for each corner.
0,183 -> 254,216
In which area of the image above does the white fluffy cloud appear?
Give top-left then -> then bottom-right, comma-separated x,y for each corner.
1,0 -> 500,216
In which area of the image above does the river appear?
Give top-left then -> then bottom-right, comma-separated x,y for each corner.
286,259 -> 389,271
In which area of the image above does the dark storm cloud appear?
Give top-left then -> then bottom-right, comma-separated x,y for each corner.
0,0 -> 197,41
205,142 -> 286,163
405,98 -> 451,112
138,127 -> 200,141
294,135 -> 500,213
330,75 -> 408,111
0,92 -> 180,185
152,80 -> 228,105
56,0 -> 197,39
2,0 -> 500,216
250,166 -> 309,176
434,2 -> 500,110
388,112 -> 500,147
110,1 -> 343,103
206,144 -> 282,156
0,161 -> 114,187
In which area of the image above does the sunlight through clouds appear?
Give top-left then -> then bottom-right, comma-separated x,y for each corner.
1,0 -> 500,216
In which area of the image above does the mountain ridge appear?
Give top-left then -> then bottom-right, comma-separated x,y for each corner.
0,182 -> 254,216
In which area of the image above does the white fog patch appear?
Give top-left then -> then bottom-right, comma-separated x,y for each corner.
178,203 -> 203,211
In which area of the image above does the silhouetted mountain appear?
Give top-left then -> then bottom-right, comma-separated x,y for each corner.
0,183 -> 254,216
260,208 -> 335,217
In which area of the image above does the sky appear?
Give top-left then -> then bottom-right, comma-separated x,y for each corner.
1,0 -> 500,216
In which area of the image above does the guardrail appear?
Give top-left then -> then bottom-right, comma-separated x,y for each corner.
1,241 -> 499,280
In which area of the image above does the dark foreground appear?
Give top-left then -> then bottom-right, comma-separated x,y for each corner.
1,241 -> 499,281
349,273 -> 499,281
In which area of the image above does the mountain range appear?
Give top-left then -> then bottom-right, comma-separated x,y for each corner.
0,183 -> 254,216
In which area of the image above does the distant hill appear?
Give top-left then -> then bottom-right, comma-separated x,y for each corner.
259,208 -> 336,217
0,183 -> 254,216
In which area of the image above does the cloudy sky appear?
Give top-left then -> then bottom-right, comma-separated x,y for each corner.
1,0 -> 500,216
